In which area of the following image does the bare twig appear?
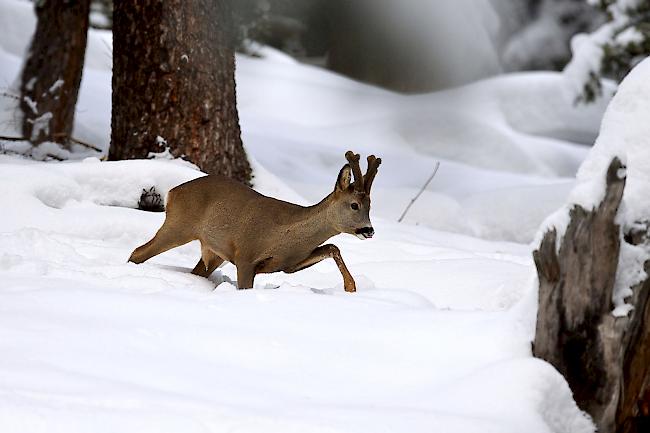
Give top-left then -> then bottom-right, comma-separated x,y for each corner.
101,37 -> 113,56
71,137 -> 102,152
0,91 -> 20,101
397,161 -> 441,223
53,133 -> 103,152
0,134 -> 26,141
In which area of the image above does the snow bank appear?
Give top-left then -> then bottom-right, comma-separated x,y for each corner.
571,58 -> 650,218
1,156 -> 201,211
538,56 -> 650,316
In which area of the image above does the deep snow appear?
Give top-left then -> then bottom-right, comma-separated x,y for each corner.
0,0 -> 607,431
0,156 -> 592,433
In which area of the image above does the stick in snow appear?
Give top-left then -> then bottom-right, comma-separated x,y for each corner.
397,161 -> 441,223
0,135 -> 26,142
0,91 -> 20,101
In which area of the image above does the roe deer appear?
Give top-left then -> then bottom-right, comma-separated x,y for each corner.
128,151 -> 381,292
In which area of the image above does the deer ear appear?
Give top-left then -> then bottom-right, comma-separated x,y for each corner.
336,164 -> 352,191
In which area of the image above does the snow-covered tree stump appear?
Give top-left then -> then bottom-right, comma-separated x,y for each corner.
533,156 -> 650,432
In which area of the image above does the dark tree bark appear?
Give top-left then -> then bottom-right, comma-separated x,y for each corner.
110,0 -> 251,183
20,0 -> 90,145
534,157 -> 650,433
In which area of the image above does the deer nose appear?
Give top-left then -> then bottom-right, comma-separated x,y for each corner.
356,226 -> 374,239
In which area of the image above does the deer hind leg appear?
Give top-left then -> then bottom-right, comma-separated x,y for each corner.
285,244 -> 356,293
128,221 -> 193,265
191,244 -> 225,278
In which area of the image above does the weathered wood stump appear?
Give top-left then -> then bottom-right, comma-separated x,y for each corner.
533,157 -> 650,433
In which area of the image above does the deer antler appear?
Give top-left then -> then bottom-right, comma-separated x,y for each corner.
364,155 -> 382,193
345,151 -> 365,192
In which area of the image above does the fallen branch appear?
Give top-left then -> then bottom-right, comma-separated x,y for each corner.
0,134 -> 25,142
398,161 -> 441,223
66,135 -> 103,152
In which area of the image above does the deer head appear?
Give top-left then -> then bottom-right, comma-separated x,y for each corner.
331,151 -> 382,240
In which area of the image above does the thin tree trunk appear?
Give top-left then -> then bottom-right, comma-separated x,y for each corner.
20,0 -> 90,145
533,157 -> 650,432
110,0 -> 251,183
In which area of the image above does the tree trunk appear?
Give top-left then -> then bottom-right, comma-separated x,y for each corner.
110,0 -> 251,183
533,157 -> 650,433
20,0 -> 90,145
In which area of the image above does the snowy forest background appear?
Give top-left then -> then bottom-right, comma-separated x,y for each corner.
84,0 -> 635,92
1,1 -> 650,432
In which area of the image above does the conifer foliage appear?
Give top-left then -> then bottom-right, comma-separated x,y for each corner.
565,0 -> 650,103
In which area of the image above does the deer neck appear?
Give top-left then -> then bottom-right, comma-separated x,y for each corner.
300,192 -> 340,243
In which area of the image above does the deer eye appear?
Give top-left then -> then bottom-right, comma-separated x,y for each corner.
350,202 -> 359,210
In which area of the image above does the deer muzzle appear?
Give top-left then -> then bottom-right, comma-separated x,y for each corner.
355,226 -> 374,239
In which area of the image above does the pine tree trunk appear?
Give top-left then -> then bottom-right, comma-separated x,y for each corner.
20,0 -> 90,145
533,157 -> 650,433
110,0 -> 251,183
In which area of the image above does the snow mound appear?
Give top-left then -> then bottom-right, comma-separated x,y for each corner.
0,156 -> 202,215
539,56 -> 650,316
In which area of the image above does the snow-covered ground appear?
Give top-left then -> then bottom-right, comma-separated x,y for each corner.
0,156 -> 592,433
0,0 -> 606,432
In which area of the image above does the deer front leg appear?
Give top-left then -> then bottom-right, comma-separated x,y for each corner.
285,244 -> 356,293
236,262 -> 256,289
